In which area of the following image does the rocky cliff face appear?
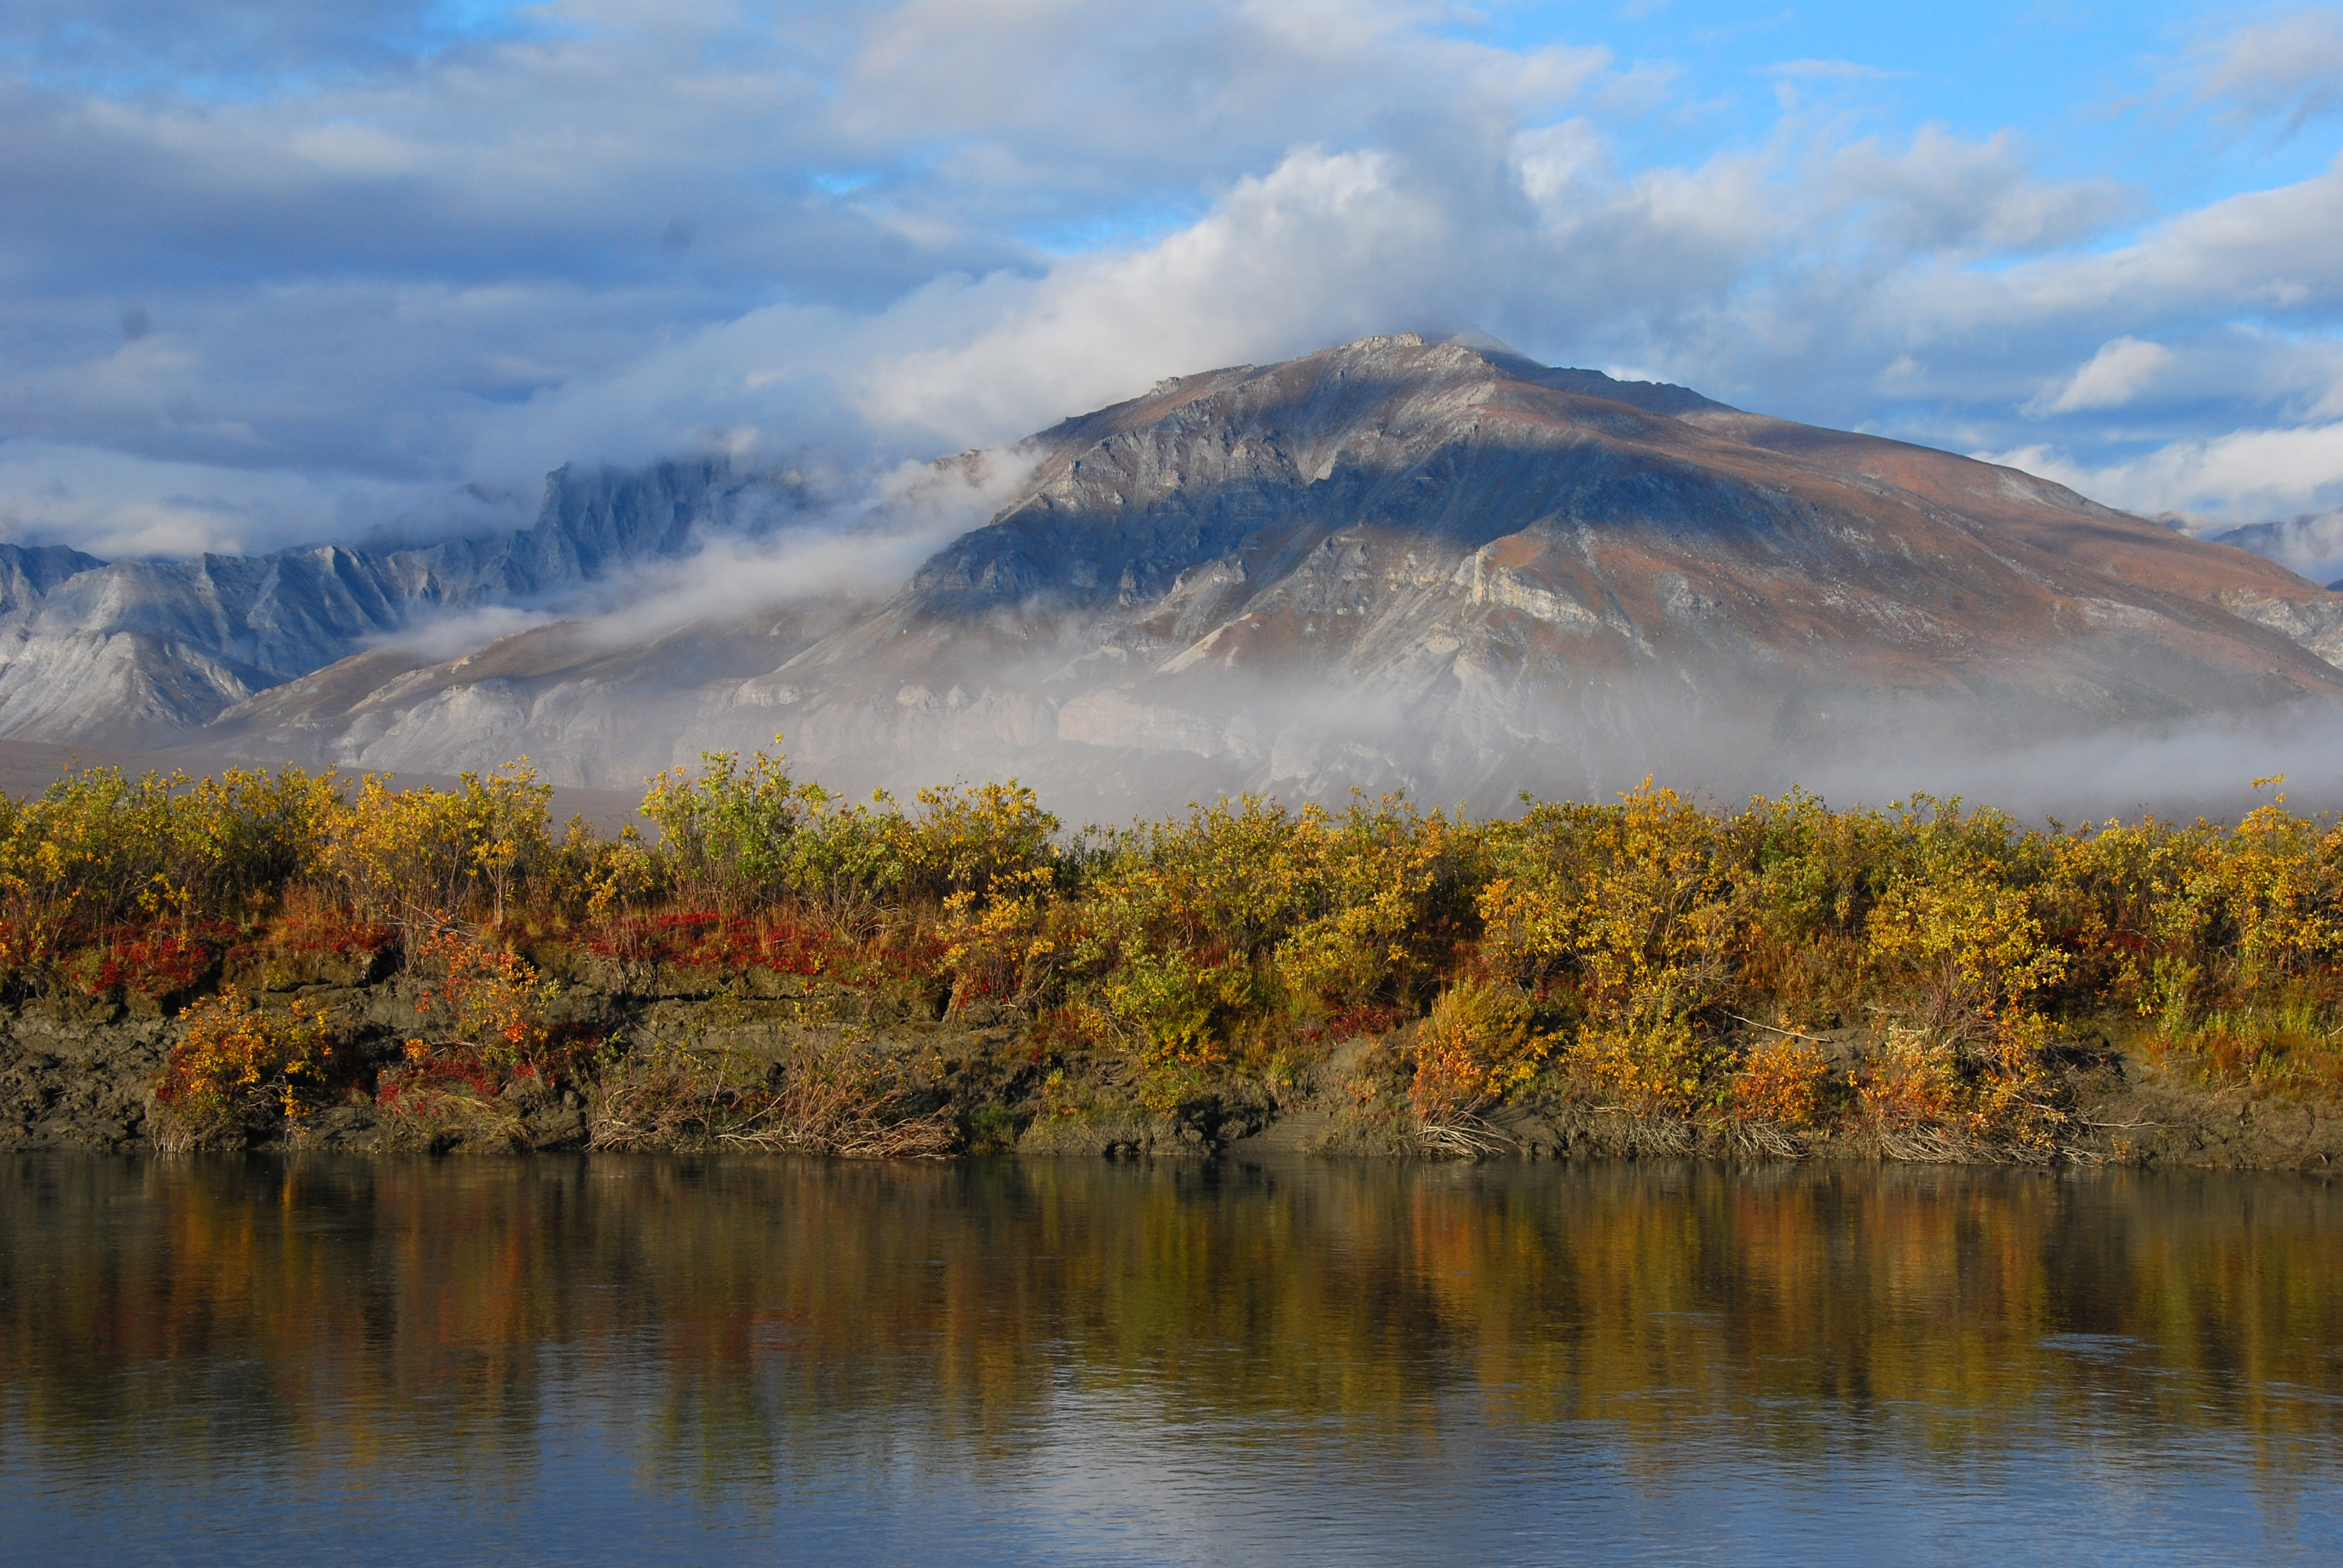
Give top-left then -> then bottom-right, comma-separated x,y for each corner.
0,459 -> 806,746
198,335 -> 2343,815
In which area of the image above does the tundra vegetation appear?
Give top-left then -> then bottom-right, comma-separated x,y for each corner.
0,745 -> 2336,1163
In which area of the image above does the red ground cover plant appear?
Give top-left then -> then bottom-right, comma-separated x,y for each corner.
588,910 -> 827,973
69,920 -> 234,1002
1297,1001 -> 1409,1050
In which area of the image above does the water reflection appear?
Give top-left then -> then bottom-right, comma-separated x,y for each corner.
4,1155 -> 2341,1564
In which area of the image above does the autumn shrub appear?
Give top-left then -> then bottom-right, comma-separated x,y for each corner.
372,923 -> 565,1147
1733,788 -> 1897,1024
1050,792 -> 1480,1097
1727,1034 -> 1835,1129
940,863 -> 1070,1008
0,742 -> 2327,1160
1479,782 -> 1743,1117
893,779 -> 1062,905
405,922 -> 559,1074
1407,979 -> 1542,1125
1852,1025 -> 1965,1138
1861,798 -> 2066,1028
324,763 -> 553,930
548,814 -> 666,923
0,762 -> 342,976
639,744 -> 821,911
2221,781 -> 2343,984
152,986 -> 338,1149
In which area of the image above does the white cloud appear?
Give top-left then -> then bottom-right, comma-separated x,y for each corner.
2193,6 -> 2343,133
4,1 -> 2343,557
0,438 -> 454,558
1979,422 -> 2343,523
851,148 -> 1444,443
2028,336 -> 2174,414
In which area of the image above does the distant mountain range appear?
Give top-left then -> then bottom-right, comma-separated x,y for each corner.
0,460 -> 805,745
7,335 -> 2342,811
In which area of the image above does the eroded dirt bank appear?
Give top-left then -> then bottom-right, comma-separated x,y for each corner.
5,959 -> 2337,1171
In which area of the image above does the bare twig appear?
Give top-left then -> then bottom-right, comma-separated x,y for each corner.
1726,1011 -> 1835,1045
1732,1120 -> 1807,1160
1415,1113 -> 1516,1158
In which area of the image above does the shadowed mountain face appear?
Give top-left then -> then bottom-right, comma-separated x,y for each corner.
0,459 -> 807,746
190,336 -> 2343,812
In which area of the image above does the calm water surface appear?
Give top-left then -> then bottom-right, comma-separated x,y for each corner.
2,1154 -> 2340,1564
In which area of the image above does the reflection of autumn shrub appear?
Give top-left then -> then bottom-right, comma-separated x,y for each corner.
154,987 -> 337,1149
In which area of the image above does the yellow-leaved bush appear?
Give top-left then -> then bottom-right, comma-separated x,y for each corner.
154,985 -> 338,1149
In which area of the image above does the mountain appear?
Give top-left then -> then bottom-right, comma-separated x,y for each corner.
2211,512 -> 2343,592
0,458 -> 805,745
199,335 -> 2343,814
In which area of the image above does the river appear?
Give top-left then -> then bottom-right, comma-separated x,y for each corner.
3,1154 -> 2339,1564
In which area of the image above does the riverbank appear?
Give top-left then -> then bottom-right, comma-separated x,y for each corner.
3,956 -> 2336,1169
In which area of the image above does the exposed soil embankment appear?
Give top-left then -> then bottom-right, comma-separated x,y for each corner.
4,961 -> 2337,1171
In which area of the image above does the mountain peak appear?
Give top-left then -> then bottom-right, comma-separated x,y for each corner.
909,338 -> 1743,617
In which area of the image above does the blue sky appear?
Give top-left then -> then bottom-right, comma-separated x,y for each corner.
1,1 -> 2340,564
